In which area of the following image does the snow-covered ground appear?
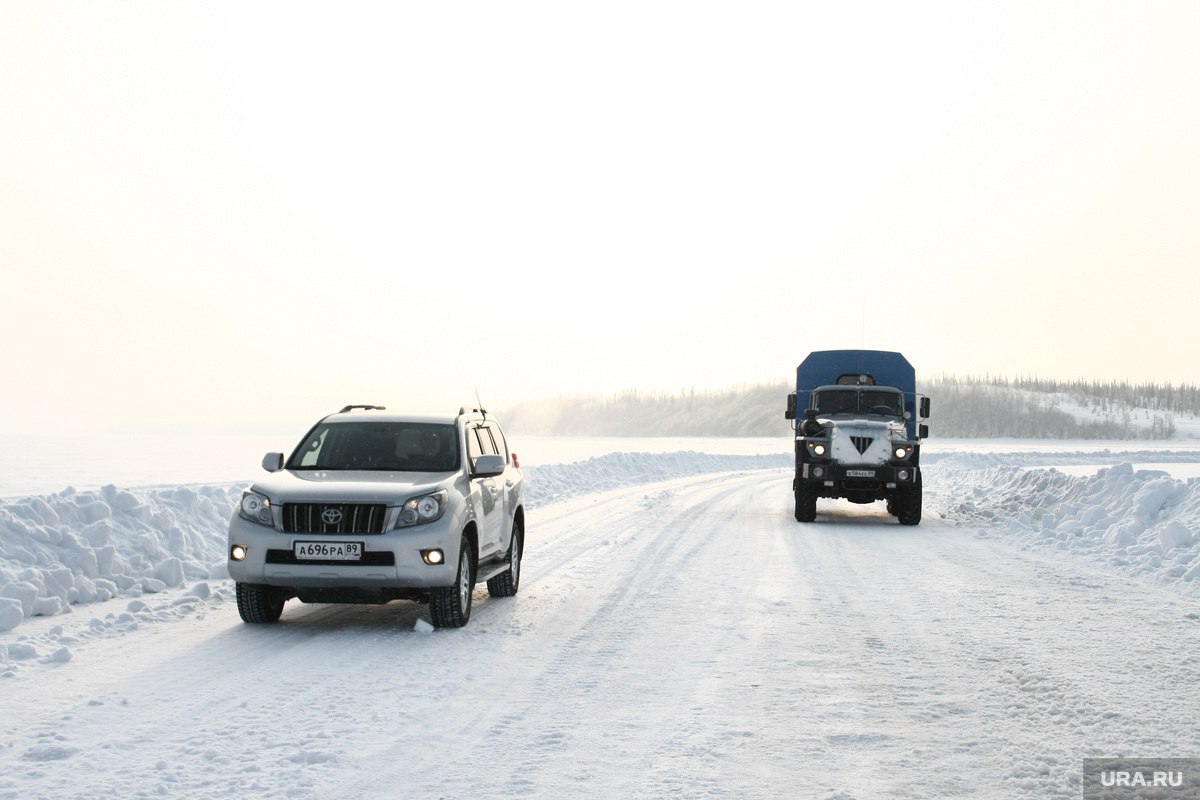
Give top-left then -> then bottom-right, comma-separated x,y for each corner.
2,438 -> 1200,798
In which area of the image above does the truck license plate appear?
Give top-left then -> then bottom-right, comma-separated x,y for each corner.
846,469 -> 876,478
294,541 -> 364,561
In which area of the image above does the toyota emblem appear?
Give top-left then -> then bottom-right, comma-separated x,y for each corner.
322,508 -> 343,525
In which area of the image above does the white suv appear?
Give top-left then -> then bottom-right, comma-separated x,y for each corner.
227,405 -> 524,628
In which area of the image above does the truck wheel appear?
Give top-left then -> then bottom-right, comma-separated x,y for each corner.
430,536 -> 474,628
895,475 -> 922,526
236,582 -> 287,624
794,484 -> 817,522
487,519 -> 522,598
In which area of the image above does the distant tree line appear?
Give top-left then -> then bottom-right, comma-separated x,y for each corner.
502,384 -> 792,438
502,376 -> 1197,439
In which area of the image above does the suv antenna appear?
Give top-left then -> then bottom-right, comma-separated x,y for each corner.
474,388 -> 488,420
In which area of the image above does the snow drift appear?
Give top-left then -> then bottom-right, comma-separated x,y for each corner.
0,452 -> 788,633
2,448 -> 1198,637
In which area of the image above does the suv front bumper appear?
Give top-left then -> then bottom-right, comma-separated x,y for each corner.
226,513 -> 459,590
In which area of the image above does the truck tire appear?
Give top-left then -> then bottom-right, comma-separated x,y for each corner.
487,519 -> 522,598
236,582 -> 287,624
794,484 -> 817,523
430,536 -> 474,628
895,475 -> 922,526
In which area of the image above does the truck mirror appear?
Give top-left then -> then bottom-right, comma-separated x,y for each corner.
918,424 -> 930,439
919,397 -> 931,419
785,393 -> 797,420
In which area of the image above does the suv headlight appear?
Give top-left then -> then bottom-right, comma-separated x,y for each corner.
396,489 -> 449,528
239,490 -> 274,527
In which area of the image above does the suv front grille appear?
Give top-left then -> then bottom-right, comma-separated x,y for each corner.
281,503 -> 388,535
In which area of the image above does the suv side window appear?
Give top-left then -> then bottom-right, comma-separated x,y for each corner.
488,424 -> 509,463
466,423 -> 498,469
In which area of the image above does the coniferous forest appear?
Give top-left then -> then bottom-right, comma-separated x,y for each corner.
503,377 -> 1199,439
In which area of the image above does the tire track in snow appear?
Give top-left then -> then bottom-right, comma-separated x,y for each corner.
771,495 -> 1200,799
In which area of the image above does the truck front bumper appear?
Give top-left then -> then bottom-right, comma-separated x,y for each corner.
796,462 -> 919,487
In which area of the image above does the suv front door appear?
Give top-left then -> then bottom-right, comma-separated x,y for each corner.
466,423 -> 504,558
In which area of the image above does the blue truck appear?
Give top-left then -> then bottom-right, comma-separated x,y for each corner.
785,350 -> 930,525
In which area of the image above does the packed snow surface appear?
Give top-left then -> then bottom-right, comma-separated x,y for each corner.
2,439 -> 1199,799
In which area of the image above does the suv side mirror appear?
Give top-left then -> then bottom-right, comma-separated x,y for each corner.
262,452 -> 284,472
785,393 -> 797,420
472,454 -> 505,478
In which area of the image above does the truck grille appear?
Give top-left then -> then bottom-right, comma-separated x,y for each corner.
850,436 -> 874,455
281,503 -> 388,535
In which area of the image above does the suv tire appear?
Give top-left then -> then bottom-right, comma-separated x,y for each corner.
429,536 -> 474,628
236,582 -> 287,623
487,520 -> 522,598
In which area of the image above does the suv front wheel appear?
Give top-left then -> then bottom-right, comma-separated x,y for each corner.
236,582 -> 288,623
429,536 -> 474,628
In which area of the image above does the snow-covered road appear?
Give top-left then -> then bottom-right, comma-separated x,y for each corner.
4,466 -> 1199,799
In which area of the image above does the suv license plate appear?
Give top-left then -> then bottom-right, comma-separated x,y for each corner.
846,469 -> 876,478
294,541 -> 364,561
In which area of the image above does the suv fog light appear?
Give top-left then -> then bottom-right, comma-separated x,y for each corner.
421,549 -> 444,566
230,545 -> 248,562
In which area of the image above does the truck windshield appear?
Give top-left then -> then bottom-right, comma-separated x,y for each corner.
287,422 -> 460,472
812,389 -> 904,417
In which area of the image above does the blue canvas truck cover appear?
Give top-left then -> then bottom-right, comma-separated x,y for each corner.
795,350 -> 920,439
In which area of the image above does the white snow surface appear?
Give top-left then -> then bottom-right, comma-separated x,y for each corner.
2,440 -> 1200,798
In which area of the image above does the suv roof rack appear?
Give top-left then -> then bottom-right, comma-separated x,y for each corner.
339,404 -> 387,413
459,406 -> 488,418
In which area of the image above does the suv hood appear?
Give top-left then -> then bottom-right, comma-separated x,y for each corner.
251,469 -> 453,505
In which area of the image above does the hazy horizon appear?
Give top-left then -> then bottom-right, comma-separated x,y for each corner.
4,2 -> 1199,435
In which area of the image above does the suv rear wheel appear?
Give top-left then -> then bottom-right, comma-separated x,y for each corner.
487,520 -> 522,598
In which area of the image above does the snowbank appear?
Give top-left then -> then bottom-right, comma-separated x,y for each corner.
927,455 -> 1200,593
0,452 -> 789,633
3,448 -> 1197,637
0,484 -> 243,633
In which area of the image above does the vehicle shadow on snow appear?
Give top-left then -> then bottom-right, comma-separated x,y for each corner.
235,591 -> 507,635
804,501 -> 914,528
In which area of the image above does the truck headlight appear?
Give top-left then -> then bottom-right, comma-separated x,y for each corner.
893,446 -> 913,460
396,489 -> 449,528
807,441 -> 830,458
239,491 -> 274,527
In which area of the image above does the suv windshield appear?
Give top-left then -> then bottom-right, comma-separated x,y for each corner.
812,388 -> 904,417
287,422 -> 460,472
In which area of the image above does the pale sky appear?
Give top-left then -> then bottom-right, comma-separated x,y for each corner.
2,1 -> 1198,434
